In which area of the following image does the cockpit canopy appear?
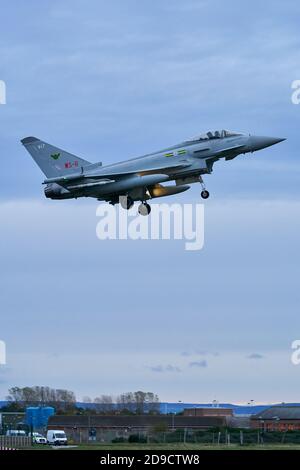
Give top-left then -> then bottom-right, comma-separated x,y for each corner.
185,130 -> 244,142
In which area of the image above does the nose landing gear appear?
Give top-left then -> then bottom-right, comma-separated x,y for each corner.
199,176 -> 210,199
201,190 -> 210,199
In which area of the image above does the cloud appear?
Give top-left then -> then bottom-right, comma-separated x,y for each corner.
148,364 -> 181,373
182,350 -> 219,357
246,353 -> 265,360
195,350 -> 220,357
189,360 -> 208,368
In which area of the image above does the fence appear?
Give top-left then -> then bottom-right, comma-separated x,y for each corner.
109,429 -> 300,446
148,429 -> 300,445
0,436 -> 31,449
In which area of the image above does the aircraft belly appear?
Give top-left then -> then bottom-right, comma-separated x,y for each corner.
91,173 -> 170,197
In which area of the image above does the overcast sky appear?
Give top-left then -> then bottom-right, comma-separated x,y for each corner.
1,0 -> 300,404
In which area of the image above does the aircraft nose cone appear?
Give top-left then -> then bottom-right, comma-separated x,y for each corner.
263,136 -> 286,147
250,136 -> 286,151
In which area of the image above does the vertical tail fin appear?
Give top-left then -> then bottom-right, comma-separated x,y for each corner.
21,136 -> 91,178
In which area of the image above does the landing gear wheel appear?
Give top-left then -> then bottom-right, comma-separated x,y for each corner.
120,196 -> 134,210
138,202 -> 151,216
126,198 -> 134,210
201,190 -> 210,199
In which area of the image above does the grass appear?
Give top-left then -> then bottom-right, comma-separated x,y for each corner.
29,442 -> 300,451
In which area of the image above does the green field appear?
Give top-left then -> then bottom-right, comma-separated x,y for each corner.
31,443 -> 300,451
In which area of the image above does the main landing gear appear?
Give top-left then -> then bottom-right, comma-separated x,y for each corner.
119,196 -> 151,215
120,196 -> 134,210
138,202 -> 151,216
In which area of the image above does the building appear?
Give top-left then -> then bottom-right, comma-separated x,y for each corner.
182,407 -> 249,428
183,408 -> 233,418
251,406 -> 300,431
48,414 -> 226,443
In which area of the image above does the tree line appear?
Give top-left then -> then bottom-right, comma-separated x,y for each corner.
85,391 -> 160,414
5,386 -> 76,412
3,386 -> 160,414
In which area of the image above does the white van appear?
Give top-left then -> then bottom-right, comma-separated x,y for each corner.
46,429 -> 67,446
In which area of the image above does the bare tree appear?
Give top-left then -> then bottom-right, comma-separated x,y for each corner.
94,395 -> 114,414
6,386 -> 160,415
116,391 -> 160,414
6,386 -> 76,412
82,396 -> 92,403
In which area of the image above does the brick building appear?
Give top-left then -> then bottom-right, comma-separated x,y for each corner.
183,408 -> 233,418
251,406 -> 300,431
48,414 -> 226,443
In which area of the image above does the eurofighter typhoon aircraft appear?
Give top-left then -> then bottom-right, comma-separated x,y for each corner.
21,130 -> 285,215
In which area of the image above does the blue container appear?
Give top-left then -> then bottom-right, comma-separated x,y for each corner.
25,406 -> 55,428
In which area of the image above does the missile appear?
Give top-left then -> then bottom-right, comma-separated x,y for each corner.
43,173 -> 83,184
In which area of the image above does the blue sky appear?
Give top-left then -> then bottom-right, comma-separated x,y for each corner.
1,0 -> 300,403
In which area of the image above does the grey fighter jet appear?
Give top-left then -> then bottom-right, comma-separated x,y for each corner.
21,130 -> 285,215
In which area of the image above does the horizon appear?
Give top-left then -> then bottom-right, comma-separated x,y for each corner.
1,0 -> 300,403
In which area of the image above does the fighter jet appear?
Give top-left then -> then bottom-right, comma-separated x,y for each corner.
21,130 -> 285,215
